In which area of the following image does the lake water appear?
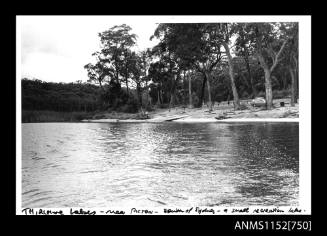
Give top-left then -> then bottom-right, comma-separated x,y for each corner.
21,122 -> 299,208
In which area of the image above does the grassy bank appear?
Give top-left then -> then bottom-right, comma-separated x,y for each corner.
22,110 -> 96,123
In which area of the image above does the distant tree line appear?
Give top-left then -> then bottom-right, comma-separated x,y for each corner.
22,78 -> 99,112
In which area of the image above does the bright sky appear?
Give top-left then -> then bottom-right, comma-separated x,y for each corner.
18,16 -> 160,83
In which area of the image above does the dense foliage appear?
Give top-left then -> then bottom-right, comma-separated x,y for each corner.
147,22 -> 298,110
22,78 -> 99,112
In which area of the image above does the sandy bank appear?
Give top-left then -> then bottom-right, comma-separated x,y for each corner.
81,98 -> 299,123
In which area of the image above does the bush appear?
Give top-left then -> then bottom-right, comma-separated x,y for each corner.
22,110 -> 93,122
22,78 -> 99,112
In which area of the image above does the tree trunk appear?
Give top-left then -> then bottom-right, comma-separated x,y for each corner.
198,74 -> 207,107
222,41 -> 240,110
145,81 -> 149,106
137,83 -> 142,108
244,55 -> 257,97
188,74 -> 193,108
157,89 -> 161,105
289,67 -> 295,107
99,80 -> 103,91
160,89 -> 165,104
257,49 -> 274,110
293,55 -> 299,103
264,68 -> 273,110
205,71 -> 213,111
125,79 -> 129,96
283,75 -> 288,90
295,71 -> 298,103
169,92 -> 175,110
169,75 -> 177,110
116,70 -> 120,84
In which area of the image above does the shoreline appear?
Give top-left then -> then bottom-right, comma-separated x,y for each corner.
81,118 -> 299,123
81,99 -> 299,123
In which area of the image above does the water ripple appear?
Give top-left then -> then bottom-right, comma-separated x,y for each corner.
22,122 -> 299,208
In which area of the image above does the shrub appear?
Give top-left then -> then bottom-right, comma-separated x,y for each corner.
22,110 -> 94,122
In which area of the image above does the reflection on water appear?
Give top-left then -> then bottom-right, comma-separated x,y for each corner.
22,122 -> 299,208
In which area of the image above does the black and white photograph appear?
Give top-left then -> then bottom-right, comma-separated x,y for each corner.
16,15 -> 311,217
